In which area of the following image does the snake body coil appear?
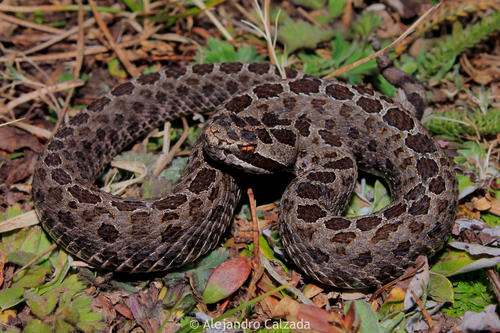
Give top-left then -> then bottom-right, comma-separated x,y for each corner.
32,61 -> 458,289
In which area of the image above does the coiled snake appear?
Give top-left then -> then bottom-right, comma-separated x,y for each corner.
32,57 -> 458,289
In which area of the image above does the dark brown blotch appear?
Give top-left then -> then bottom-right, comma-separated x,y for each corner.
392,240 -> 411,257
351,250 -> 373,267
406,133 -> 437,154
271,129 -> 296,146
416,158 -> 439,182
356,216 -> 382,231
248,63 -> 270,74
161,224 -> 183,243
230,114 -> 247,128
318,130 -> 342,147
331,232 -> 356,244
188,168 -> 217,194
357,97 -> 383,113
283,96 -> 298,110
165,67 -> 187,79
383,108 -> 415,131
97,223 -> 120,243
405,184 -> 425,201
111,82 -> 135,96
87,97 -> 111,113
409,195 -> 431,216
161,211 -> 180,222
371,221 -> 402,244
429,176 -> 446,194
137,72 -> 160,85
383,203 -> 407,219
255,129 -> 273,144
111,200 -> 147,211
352,86 -> 374,95
307,172 -> 336,183
325,84 -> 354,100
239,153 -> 285,171
152,194 -> 188,210
52,168 -> 72,185
243,116 -> 261,126
296,182 -> 322,199
192,63 -> 214,75
68,186 -> 101,204
225,95 -> 253,113
54,127 -> 74,139
294,117 -> 311,136
261,112 -> 292,127
208,186 -> 220,202
220,62 -> 243,74
48,187 -> 64,202
323,157 -> 354,170
289,79 -> 321,95
44,154 -> 62,167
297,205 -> 327,223
69,112 -> 90,126
324,218 -> 350,231
253,83 -> 284,99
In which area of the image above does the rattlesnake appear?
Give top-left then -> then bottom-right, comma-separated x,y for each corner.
32,58 -> 458,289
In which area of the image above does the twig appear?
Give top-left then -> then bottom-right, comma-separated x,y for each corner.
152,117 -> 190,177
3,79 -> 84,114
6,244 -> 58,282
88,0 -> 140,77
259,253 -> 315,306
323,3 -> 440,80
54,0 -> 86,135
247,188 -> 260,267
0,12 -> 65,34
193,0 -> 233,40
13,17 -> 96,57
410,290 -> 434,329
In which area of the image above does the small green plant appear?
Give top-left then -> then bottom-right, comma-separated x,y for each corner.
196,37 -> 265,64
425,108 -> 500,139
420,10 -> 500,80
443,272 -> 495,317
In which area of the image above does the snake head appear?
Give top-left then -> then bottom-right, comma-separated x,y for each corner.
202,113 -> 288,174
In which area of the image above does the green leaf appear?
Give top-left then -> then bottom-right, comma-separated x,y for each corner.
259,235 -> 289,273
25,319 -> 52,333
11,266 -> 48,289
0,288 -> 25,310
164,248 -> 229,295
197,37 -> 265,64
278,19 -> 336,52
428,272 -> 454,303
328,0 -> 346,18
203,257 -> 252,303
347,300 -> 381,333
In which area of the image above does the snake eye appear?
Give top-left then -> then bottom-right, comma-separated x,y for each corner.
238,145 -> 256,152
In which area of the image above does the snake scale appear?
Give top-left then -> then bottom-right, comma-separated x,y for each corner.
32,56 -> 458,289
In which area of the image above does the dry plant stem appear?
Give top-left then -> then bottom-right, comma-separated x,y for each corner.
152,117 -> 189,178
323,3 -> 440,80
0,12 -> 64,34
153,122 -> 172,177
17,17 -> 96,57
13,121 -> 52,139
231,0 -> 260,25
6,244 -> 58,283
410,290 -> 435,329
369,260 -> 426,303
297,7 -> 328,29
0,211 -> 39,234
87,0 -> 140,78
264,0 -> 273,64
3,79 -> 84,114
259,253 -> 315,306
193,0 -> 233,40
54,0 -> 85,135
247,188 -> 260,267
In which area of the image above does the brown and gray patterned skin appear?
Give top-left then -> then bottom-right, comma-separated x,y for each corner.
32,61 -> 458,289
